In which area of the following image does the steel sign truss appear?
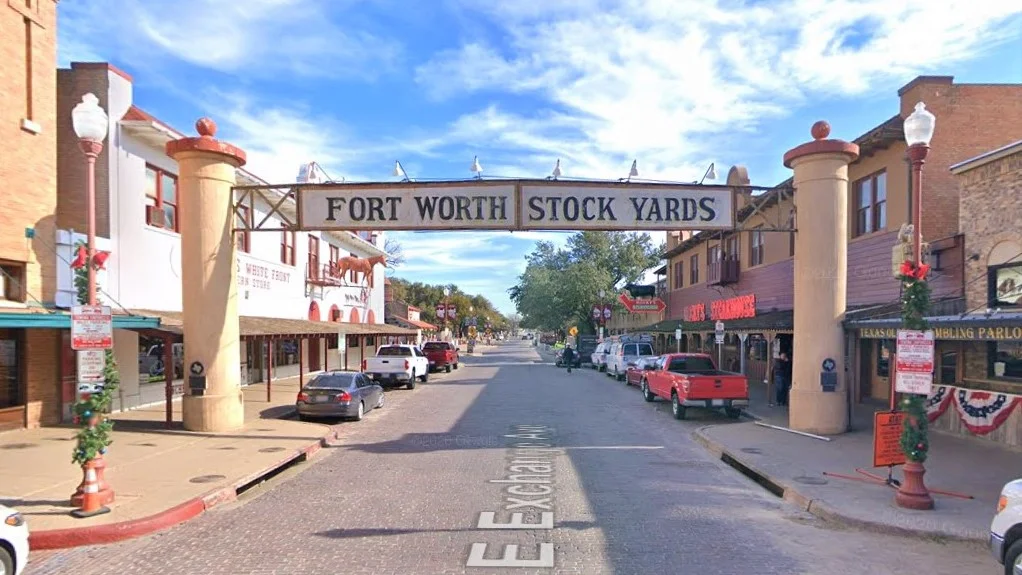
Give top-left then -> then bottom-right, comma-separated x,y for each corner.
733,185 -> 797,233
231,179 -> 788,233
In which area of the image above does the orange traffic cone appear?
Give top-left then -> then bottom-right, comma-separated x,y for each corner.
71,460 -> 111,518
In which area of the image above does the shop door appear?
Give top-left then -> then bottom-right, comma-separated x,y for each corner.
0,329 -> 24,431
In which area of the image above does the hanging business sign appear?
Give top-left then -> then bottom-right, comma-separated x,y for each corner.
710,294 -> 756,321
296,181 -> 734,231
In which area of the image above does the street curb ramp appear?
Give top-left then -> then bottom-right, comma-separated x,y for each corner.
28,419 -> 338,550
691,425 -> 986,544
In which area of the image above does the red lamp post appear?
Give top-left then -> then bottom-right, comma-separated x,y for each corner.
895,101 -> 937,511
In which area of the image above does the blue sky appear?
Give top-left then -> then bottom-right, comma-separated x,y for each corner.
58,1 -> 1022,314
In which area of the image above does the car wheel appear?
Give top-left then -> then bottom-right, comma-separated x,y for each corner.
454,363 -> 459,370
377,393 -> 385,408
672,392 -> 686,420
1004,539 -> 1022,575
407,372 -> 417,390
353,401 -> 364,421
0,545 -> 14,575
725,407 -> 742,419
641,381 -> 655,402
421,370 -> 429,382
445,365 -> 452,373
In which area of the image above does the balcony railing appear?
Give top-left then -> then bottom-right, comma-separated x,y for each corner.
306,262 -> 344,286
708,256 -> 740,286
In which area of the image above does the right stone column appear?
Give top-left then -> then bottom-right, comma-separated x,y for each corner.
783,122 -> 860,435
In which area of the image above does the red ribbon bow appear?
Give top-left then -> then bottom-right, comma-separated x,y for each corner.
900,260 -> 930,281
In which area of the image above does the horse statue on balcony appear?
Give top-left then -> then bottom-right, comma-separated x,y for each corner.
336,254 -> 387,288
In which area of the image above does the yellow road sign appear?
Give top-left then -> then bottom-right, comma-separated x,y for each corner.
569,326 -> 578,336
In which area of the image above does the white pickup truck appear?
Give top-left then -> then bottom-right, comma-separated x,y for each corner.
362,345 -> 430,389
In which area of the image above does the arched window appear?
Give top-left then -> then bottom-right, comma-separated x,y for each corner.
349,308 -> 361,323
329,305 -> 341,322
366,309 -> 376,324
308,301 -> 321,321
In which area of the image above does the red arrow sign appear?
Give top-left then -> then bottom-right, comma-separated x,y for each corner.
618,292 -> 666,313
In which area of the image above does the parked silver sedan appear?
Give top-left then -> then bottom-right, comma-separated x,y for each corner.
296,371 -> 384,422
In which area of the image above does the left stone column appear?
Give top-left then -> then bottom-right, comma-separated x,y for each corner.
167,118 -> 247,432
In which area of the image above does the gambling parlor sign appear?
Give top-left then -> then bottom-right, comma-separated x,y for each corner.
297,181 -> 734,231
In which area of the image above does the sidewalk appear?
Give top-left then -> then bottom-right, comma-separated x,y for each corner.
695,380 -> 1019,542
0,376 -> 335,549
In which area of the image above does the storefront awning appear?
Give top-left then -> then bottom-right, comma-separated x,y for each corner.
0,309 -> 160,329
639,309 -> 794,334
387,315 -> 437,331
130,309 -> 418,339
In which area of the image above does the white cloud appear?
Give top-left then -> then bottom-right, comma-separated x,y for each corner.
416,0 -> 1022,182
58,0 -> 401,80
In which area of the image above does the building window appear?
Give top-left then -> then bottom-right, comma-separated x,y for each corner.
689,254 -> 699,284
989,342 -> 1022,381
788,209 -> 796,257
145,165 -> 178,232
348,252 -> 360,284
274,339 -> 300,367
725,236 -> 739,263
988,263 -> 1022,308
307,235 -> 320,278
708,244 -> 721,263
329,244 -> 340,275
854,171 -> 887,236
673,261 -> 683,289
939,350 -> 958,385
0,261 -> 26,303
235,201 -> 251,253
750,228 -> 764,267
280,230 -> 296,266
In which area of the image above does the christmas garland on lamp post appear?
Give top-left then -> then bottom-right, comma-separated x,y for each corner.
894,259 -> 936,510
70,242 -> 120,466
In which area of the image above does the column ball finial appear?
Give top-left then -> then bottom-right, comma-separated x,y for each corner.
811,121 -> 831,140
196,117 -> 217,138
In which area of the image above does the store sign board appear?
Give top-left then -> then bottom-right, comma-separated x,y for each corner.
859,325 -> 1022,341
710,294 -> 756,321
684,304 -> 707,322
296,182 -> 733,231
71,305 -> 113,350
238,256 -> 293,292
894,329 -> 934,395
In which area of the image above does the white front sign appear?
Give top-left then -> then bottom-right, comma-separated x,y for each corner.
299,184 -> 516,231
520,185 -> 733,231
237,257 -> 294,292
76,350 -> 105,383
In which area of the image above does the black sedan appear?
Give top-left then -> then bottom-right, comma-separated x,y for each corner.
296,371 -> 384,422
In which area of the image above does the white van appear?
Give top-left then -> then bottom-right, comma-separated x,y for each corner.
605,335 -> 656,381
591,341 -> 610,372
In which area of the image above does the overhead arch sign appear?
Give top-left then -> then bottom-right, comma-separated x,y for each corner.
294,180 -> 735,231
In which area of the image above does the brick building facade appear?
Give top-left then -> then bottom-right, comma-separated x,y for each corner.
639,75 -> 1022,418
1,1 -> 61,430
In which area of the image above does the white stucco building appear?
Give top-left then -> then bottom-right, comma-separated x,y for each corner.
53,62 -> 414,417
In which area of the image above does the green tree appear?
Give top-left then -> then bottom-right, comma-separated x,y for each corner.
387,277 -> 506,331
509,231 -> 662,333
71,242 -> 120,465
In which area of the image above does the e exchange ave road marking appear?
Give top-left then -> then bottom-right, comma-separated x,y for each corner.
467,424 -> 558,569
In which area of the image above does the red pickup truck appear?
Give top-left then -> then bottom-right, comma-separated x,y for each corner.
422,341 -> 460,373
639,353 -> 748,420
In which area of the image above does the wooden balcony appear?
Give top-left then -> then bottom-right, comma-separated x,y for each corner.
306,262 -> 343,286
708,256 -> 740,286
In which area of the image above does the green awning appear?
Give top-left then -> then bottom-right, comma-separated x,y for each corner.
0,311 -> 161,329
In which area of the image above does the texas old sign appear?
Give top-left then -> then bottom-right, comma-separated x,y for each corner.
297,181 -> 734,231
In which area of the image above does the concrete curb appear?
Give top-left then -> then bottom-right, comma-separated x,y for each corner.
28,422 -> 337,550
691,425 -> 986,544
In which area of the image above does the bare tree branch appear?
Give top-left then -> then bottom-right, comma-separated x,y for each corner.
384,236 -> 406,268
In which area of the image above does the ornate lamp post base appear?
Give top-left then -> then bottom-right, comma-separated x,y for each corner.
895,461 -> 935,510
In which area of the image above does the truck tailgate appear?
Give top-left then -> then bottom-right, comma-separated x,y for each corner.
683,374 -> 748,399
366,358 -> 405,372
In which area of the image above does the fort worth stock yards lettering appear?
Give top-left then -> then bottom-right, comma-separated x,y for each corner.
297,183 -> 734,231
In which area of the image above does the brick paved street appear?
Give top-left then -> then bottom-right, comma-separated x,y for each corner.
26,342 -> 992,575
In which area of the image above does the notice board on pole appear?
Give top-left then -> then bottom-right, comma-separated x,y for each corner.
873,410 -> 907,468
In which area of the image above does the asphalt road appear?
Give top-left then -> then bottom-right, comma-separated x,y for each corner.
28,341 -> 991,575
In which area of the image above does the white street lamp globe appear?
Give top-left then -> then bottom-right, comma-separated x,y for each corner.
443,287 -> 451,297
903,102 -> 936,147
72,93 -> 109,142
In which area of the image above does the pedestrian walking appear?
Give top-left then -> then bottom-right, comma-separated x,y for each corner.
773,352 -> 791,406
562,345 -> 575,374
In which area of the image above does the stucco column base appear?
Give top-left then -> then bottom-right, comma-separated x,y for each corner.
788,388 -> 848,435
182,391 -> 245,432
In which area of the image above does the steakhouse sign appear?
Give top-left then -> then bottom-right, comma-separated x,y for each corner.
297,181 -> 734,231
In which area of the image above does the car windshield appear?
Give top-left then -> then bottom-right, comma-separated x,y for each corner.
307,373 -> 355,389
668,356 -> 716,373
378,346 -> 412,356
635,343 -> 654,356
422,342 -> 446,351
